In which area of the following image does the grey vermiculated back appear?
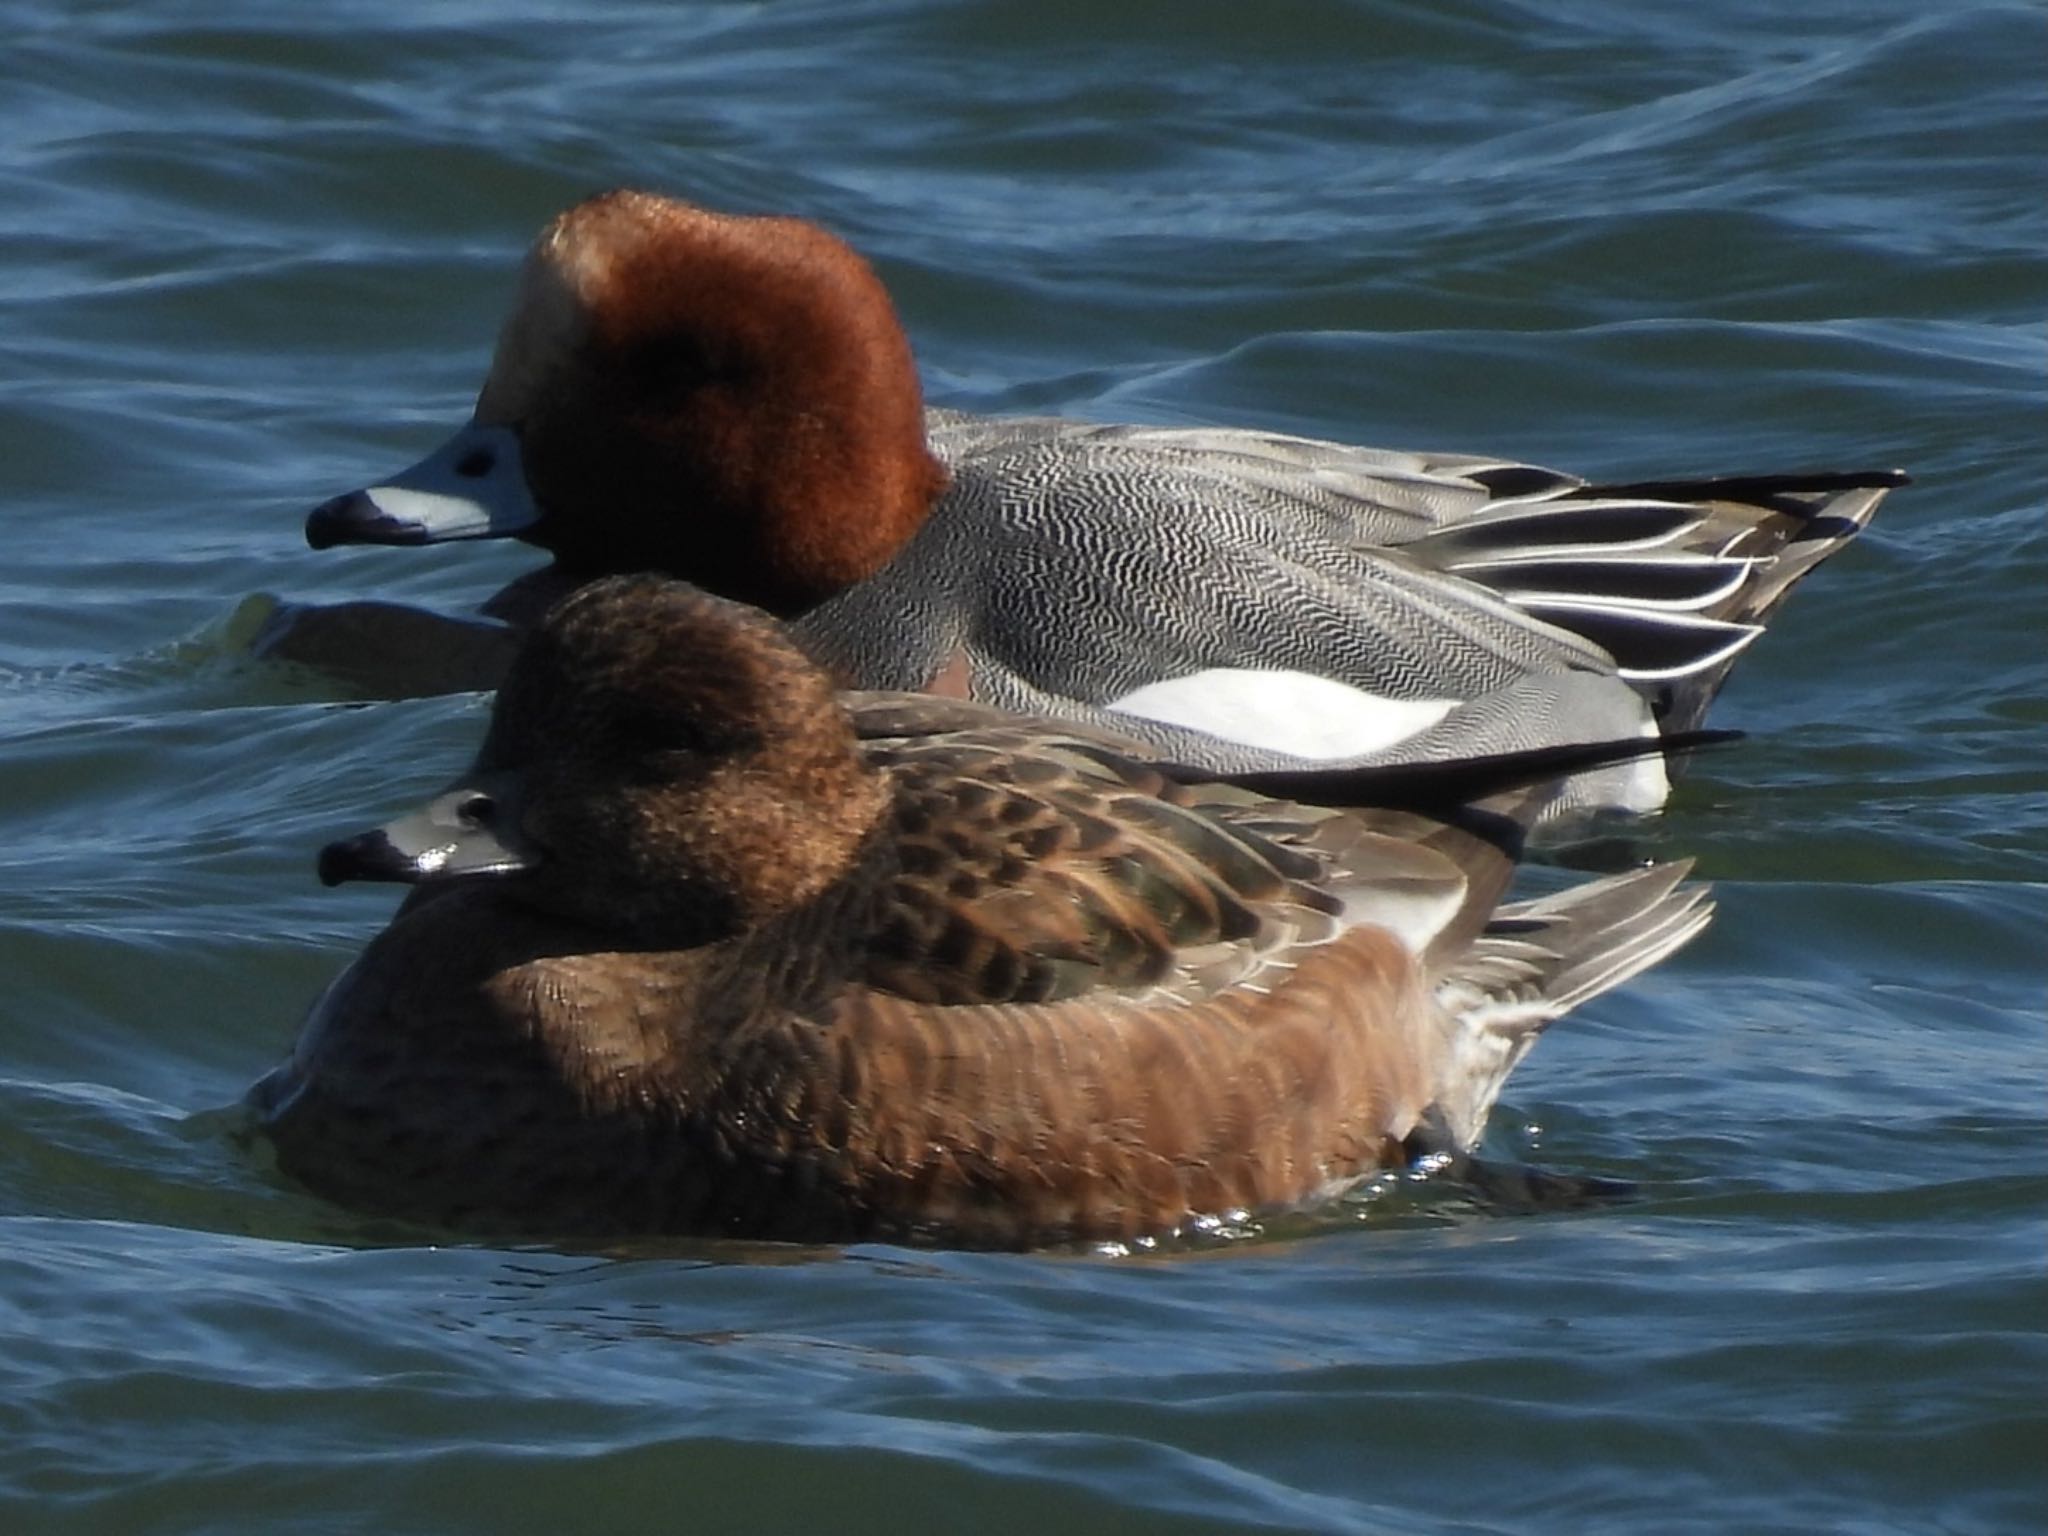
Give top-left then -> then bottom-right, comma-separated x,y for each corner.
3,1 -> 2040,1532
786,406 -> 1895,804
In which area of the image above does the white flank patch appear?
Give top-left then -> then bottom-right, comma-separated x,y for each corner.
1107,669 -> 1458,760
1614,739 -> 1672,811
1586,713 -> 1670,813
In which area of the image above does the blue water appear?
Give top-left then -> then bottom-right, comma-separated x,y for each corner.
2,2 -> 2043,1531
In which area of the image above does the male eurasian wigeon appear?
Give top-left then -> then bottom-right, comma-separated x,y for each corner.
251,574 -> 1714,1247
292,189 -> 1904,815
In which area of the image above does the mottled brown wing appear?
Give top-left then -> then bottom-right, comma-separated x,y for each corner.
845,690 -> 1161,752
852,726 -> 1350,1008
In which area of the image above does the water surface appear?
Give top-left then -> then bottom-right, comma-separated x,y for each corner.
2,2 -> 2043,1532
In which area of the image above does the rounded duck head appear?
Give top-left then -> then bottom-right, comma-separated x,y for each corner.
475,573 -> 892,939
475,190 -> 950,615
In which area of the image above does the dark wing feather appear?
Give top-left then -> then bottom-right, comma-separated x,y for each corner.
853,725 -> 1349,1008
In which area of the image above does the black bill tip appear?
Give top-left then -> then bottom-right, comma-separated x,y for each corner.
317,830 -> 423,887
306,491 -> 430,551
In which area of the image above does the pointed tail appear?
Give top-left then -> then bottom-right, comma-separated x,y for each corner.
1427,860 -> 1713,1149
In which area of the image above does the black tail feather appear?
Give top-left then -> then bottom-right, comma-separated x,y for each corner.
1579,467 -> 1909,514
1167,728 -> 1742,812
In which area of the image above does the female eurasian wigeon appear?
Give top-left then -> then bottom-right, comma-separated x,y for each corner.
292,189 -> 1904,815
251,574 -> 1713,1247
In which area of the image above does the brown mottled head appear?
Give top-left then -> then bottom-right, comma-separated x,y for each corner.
464,574 -> 892,939
474,190 -> 950,614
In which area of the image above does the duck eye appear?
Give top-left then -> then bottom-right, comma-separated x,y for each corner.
453,447 -> 496,478
457,793 -> 499,828
625,331 -> 727,398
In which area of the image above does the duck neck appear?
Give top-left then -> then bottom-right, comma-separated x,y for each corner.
693,815 -> 900,1022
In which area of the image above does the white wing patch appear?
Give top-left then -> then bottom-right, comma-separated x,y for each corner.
1106,669 -> 1458,760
